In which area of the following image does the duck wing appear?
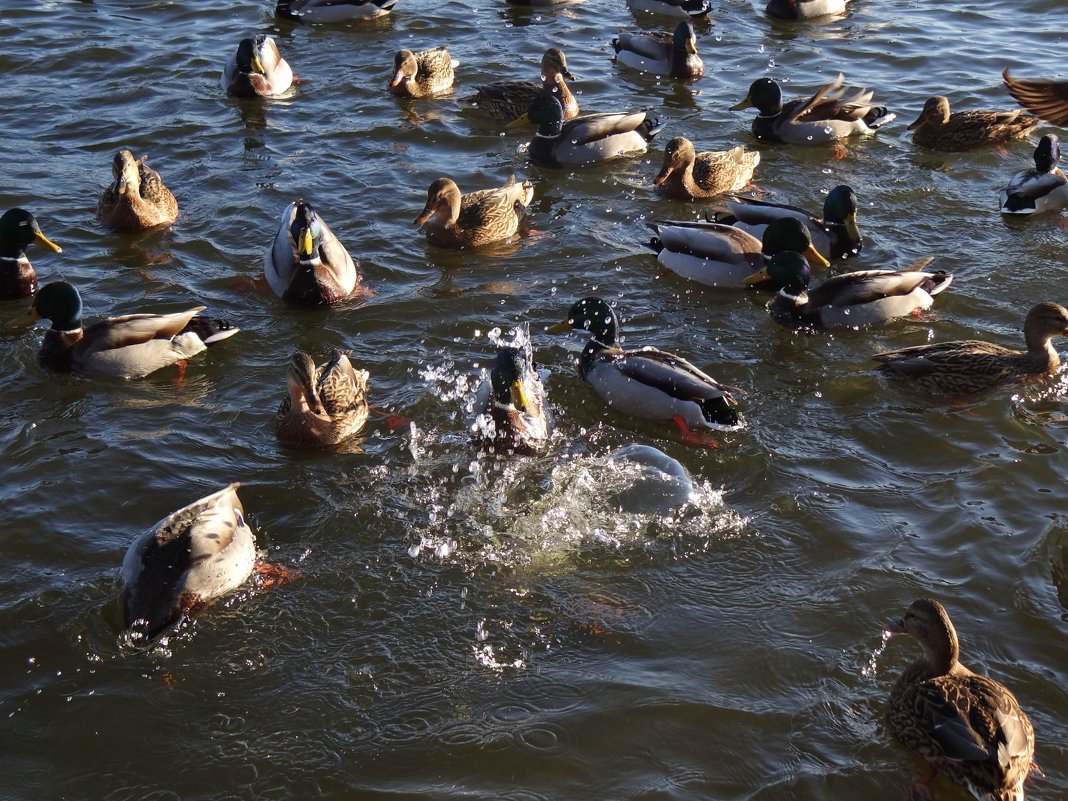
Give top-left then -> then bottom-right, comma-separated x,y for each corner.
617,346 -> 744,399
1003,68 -> 1068,126
806,261 -> 941,307
565,110 -> 656,145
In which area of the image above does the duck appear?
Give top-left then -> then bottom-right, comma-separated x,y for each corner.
121,483 -> 256,643
222,34 -> 293,98
717,184 -> 863,261
0,208 -> 61,300
414,176 -> 534,249
29,281 -> 239,379
466,47 -> 578,124
472,338 -> 551,455
276,350 -> 370,446
625,0 -> 712,19
907,96 -> 1039,151
999,134 -> 1068,215
547,297 -> 743,447
276,0 -> 397,22
96,150 -> 179,232
885,598 -> 1036,801
388,46 -> 457,98
612,21 -> 704,81
520,93 -> 664,167
644,216 -> 831,288
873,301 -> 1068,395
266,200 -> 364,305
765,0 -> 849,19
732,73 -> 895,144
654,137 -> 759,200
743,251 -> 952,330
1003,68 -> 1068,126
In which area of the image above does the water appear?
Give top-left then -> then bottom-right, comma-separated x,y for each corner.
2,0 -> 1067,798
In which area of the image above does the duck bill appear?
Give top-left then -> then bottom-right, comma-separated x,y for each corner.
299,228 -> 315,260
388,71 -> 403,88
844,214 -> 861,245
303,386 -> 326,415
730,94 -> 753,111
562,70 -> 576,81
805,243 -> 830,269
34,231 -> 62,253
906,116 -> 923,131
545,320 -> 572,334
509,381 -> 530,412
413,206 -> 435,225
885,618 -> 905,635
686,39 -> 698,55
742,266 -> 771,286
251,53 -> 265,75
653,165 -> 672,186
506,113 -> 532,129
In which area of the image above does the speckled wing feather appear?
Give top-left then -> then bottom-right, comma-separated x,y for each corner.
1003,68 -> 1068,126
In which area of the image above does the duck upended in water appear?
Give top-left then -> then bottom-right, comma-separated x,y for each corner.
276,350 -> 370,446
873,301 -> 1068,395
276,0 -> 397,22
548,297 -> 743,447
466,47 -> 578,125
732,74 -> 895,144
121,483 -> 256,643
414,176 -> 534,249
222,34 -> 294,98
0,208 -> 61,300
388,46 -> 457,98
885,598 -> 1036,801
1003,67 -> 1068,127
612,21 -> 704,81
999,134 -> 1068,215
96,150 -> 179,231
266,200 -> 364,305
907,95 -> 1039,151
473,338 -> 551,456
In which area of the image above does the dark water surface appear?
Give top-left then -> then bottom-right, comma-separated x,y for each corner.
1,0 -> 1066,798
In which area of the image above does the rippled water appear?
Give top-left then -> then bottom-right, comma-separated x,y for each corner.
2,0 -> 1067,798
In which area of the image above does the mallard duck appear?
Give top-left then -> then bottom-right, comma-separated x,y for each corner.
96,150 -> 179,232
473,339 -> 551,455
1003,68 -> 1068,126
29,281 -> 239,379
276,0 -> 397,22
521,93 -> 664,167
121,483 -> 256,643
873,301 -> 1068,395
222,35 -> 293,98
744,251 -> 952,329
999,134 -> 1068,215
907,96 -> 1039,151
765,0 -> 849,19
547,297 -> 743,447
276,350 -> 370,446
718,184 -> 863,260
388,46 -> 457,98
612,21 -> 704,81
414,176 -> 534,249
466,47 -> 578,124
644,216 -> 830,288
0,208 -> 61,300
885,598 -> 1036,801
266,200 -> 364,305
654,137 -> 759,200
625,0 -> 712,19
732,74 -> 895,144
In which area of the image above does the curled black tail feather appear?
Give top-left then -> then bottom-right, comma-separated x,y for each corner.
699,396 -> 739,427
863,106 -> 896,130
181,316 -> 240,345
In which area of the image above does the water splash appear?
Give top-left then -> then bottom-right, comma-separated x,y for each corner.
861,628 -> 893,677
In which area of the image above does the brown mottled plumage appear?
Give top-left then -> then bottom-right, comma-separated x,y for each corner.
388,46 -> 456,98
466,47 -> 578,124
654,137 -> 760,200
873,301 -> 1068,395
97,150 -> 179,231
276,351 -> 370,446
1003,68 -> 1068,127
907,96 -> 1039,151
414,176 -> 534,248
886,598 -> 1036,801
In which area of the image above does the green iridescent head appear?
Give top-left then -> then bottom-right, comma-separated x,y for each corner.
32,281 -> 83,331
548,297 -> 619,345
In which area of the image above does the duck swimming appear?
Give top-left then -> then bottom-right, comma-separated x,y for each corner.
612,21 -> 704,81
907,95 -> 1039,151
388,46 -> 457,98
266,200 -> 364,305
276,0 -> 397,22
96,150 -> 179,232
222,34 -> 293,98
473,338 -> 551,456
276,350 -> 370,446
414,176 -> 534,249
999,134 -> 1068,215
466,47 -> 578,124
0,208 -> 61,300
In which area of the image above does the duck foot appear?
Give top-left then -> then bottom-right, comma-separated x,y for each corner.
371,406 -> 410,431
672,415 -> 718,449
253,561 -> 300,589
831,143 -> 849,161
171,359 -> 188,388
902,768 -> 936,801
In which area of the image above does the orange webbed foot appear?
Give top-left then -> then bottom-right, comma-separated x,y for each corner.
253,561 -> 300,589
371,406 -> 410,431
671,415 -> 718,449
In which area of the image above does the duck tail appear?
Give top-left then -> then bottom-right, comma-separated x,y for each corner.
642,113 -> 667,141
999,189 -> 1037,214
275,0 -> 302,20
923,271 -> 954,297
684,0 -> 713,16
863,106 -> 896,130
376,0 -> 400,8
699,396 -> 739,427
182,315 -> 241,345
644,236 -> 665,255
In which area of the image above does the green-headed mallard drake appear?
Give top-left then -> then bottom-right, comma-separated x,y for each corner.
473,337 -> 551,455
873,301 -> 1068,395
521,93 -> 664,167
612,21 -> 704,81
121,483 -> 256,643
388,46 -> 457,98
276,350 -> 370,446
30,281 -> 239,379
744,251 -> 952,329
626,0 -> 712,19
0,208 -> 61,300
885,598 -> 1036,801
414,176 -> 534,249
96,150 -> 178,232
732,74 -> 895,144
222,34 -> 294,98
719,184 -> 863,260
266,200 -> 364,305
654,137 -> 760,200
765,0 -> 849,19
276,0 -> 396,22
644,216 -> 830,288
907,96 -> 1039,151
466,47 -> 578,124
999,134 -> 1068,215
547,297 -> 743,447
1003,68 -> 1068,126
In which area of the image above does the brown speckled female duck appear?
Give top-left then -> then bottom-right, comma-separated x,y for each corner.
907,96 -> 1039,151
276,350 -> 370,446
388,46 -> 457,98
414,176 -> 534,248
0,208 -> 61,299
653,137 -> 760,200
97,150 -> 179,231
466,47 -> 578,124
886,598 -> 1036,801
